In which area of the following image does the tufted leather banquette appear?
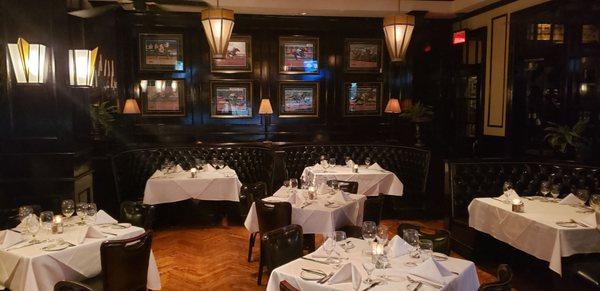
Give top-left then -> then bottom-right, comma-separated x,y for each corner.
445,159 -> 600,257
111,145 -> 274,202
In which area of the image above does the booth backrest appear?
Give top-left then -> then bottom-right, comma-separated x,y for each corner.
111,145 -> 274,202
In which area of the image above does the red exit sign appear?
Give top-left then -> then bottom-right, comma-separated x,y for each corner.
453,30 -> 467,45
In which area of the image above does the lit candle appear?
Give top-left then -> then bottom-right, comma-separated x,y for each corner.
52,215 -> 64,234
190,167 -> 197,178
308,186 -> 316,200
512,198 -> 521,205
353,164 -> 359,173
511,198 -> 525,213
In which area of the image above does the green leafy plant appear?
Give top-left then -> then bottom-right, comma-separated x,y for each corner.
90,101 -> 117,136
544,120 -> 589,154
399,101 -> 433,123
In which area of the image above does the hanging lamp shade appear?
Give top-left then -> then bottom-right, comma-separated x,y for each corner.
383,14 -> 415,62
122,98 -> 141,114
384,98 -> 401,113
201,7 -> 235,59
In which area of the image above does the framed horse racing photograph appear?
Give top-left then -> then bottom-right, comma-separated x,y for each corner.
211,35 -> 252,73
139,33 -> 184,71
279,36 -> 319,74
278,82 -> 319,117
345,39 -> 383,73
140,79 -> 186,116
210,81 -> 253,118
343,82 -> 382,116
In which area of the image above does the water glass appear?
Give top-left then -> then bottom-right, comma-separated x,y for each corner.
40,211 -> 54,231
76,202 -> 87,225
376,225 -> 389,245
590,194 -> 600,212
323,233 -> 337,263
402,229 -> 420,259
344,156 -> 351,165
576,188 -> 590,203
211,157 -> 219,168
86,203 -> 98,224
194,158 -> 204,169
551,184 -> 561,199
540,181 -> 550,197
362,221 -> 377,244
61,199 -> 75,219
289,178 -> 299,189
419,239 -> 433,261
217,160 -> 225,170
365,157 -> 372,167
320,155 -> 327,162
26,214 -> 41,242
502,181 -> 514,192
328,158 -> 336,168
18,205 -> 34,222
362,262 -> 375,284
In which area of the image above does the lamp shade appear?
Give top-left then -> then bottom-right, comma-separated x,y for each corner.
383,14 -> 415,62
258,99 -> 273,115
69,47 -> 98,87
384,98 -> 401,113
7,38 -> 47,83
122,98 -> 141,114
201,8 -> 235,59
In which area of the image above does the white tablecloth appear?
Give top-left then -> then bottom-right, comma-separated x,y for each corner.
143,167 -> 242,204
244,187 -> 366,234
468,197 -> 600,275
266,238 -> 479,291
301,166 -> 403,197
0,223 -> 161,291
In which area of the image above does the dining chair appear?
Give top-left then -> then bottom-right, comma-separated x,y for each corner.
279,280 -> 300,291
242,181 -> 268,262
326,180 -> 359,194
256,201 -> 292,285
262,225 -> 304,281
54,231 -> 153,291
119,201 -> 156,230
572,261 -> 600,289
336,196 -> 384,238
397,223 -> 451,255
477,264 -> 513,291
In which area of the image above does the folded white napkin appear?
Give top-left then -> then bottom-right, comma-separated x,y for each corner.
388,235 -> 415,258
346,160 -> 355,167
175,164 -> 184,173
409,257 -> 454,285
498,189 -> 520,202
0,230 -> 24,250
313,163 -> 324,171
94,210 -> 118,225
368,163 -> 384,171
288,192 -> 306,206
328,262 -> 362,287
574,213 -> 598,228
65,226 -> 106,245
312,238 -> 345,258
203,164 -> 216,172
16,214 -> 38,230
317,183 -> 333,195
150,170 -> 164,179
329,191 -> 351,204
559,194 -> 586,206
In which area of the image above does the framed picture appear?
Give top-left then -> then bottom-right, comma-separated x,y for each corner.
279,36 -> 319,74
279,82 -> 319,117
345,39 -> 383,73
211,35 -> 253,73
210,81 -> 253,118
140,79 -> 186,116
139,33 -> 184,71
344,82 -> 382,116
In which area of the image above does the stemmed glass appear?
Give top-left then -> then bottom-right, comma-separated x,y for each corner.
86,203 -> 98,225
362,221 -> 377,249
289,178 -> 299,195
362,262 -> 376,284
323,232 -> 337,264
211,157 -> 219,168
344,156 -> 351,166
419,239 -> 433,261
76,202 -> 87,225
502,181 -> 514,192
61,200 -> 75,221
322,160 -> 330,173
328,158 -> 336,169
26,214 -> 41,243
590,194 -> 600,212
194,158 -> 204,170
540,181 -> 550,199
217,160 -> 226,170
551,184 -> 561,199
575,188 -> 590,203
18,205 -> 34,222
403,229 -> 420,266
376,225 -> 389,246
365,157 -> 372,167
40,211 -> 54,231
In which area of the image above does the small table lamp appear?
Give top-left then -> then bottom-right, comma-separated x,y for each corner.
258,99 -> 273,141
384,98 -> 401,114
122,98 -> 141,114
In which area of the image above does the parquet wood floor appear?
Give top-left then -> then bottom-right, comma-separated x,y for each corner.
152,219 -> 499,291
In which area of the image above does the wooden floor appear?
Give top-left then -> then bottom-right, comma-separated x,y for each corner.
152,219 -> 499,291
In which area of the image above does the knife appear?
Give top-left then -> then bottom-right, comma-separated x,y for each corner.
301,256 -> 330,265
571,219 -> 590,228
362,281 -> 381,291
317,272 -> 334,284
301,268 -> 327,277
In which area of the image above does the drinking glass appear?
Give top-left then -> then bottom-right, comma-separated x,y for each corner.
289,178 -> 299,195
194,158 -> 203,169
376,225 -> 389,245
76,202 -> 87,225
40,211 -> 54,231
323,233 -> 336,263
362,262 -> 375,284
18,205 -> 34,222
334,231 -> 347,245
328,158 -> 336,169
502,181 -> 514,192
320,155 -> 327,162
344,156 -> 351,165
217,160 -> 225,170
322,160 -> 330,172
590,194 -> 600,212
540,181 -> 550,198
551,184 -> 561,199
575,188 -> 590,203
361,221 -> 377,244
364,157 -> 372,167
26,214 -> 41,243
211,157 -> 219,168
86,203 -> 98,225
419,239 -> 433,261
61,199 -> 75,219
403,229 -> 420,259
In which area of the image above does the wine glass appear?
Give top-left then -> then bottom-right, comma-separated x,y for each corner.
551,184 -> 561,199
26,214 -> 41,243
322,160 -> 330,172
376,225 -> 389,246
328,158 -> 336,169
419,239 -> 433,261
194,158 -> 203,170
40,211 -> 54,231
403,229 -> 420,261
361,221 -> 377,245
502,181 -> 514,192
364,157 -> 372,167
76,202 -> 87,225
576,188 -> 590,203
344,156 -> 351,166
590,194 -> 600,212
18,205 -> 34,222
217,160 -> 226,170
86,203 -> 98,225
362,262 -> 376,284
211,157 -> 219,168
289,178 -> 299,195
61,200 -> 75,220
540,181 -> 550,198
320,155 -> 327,162
323,233 -> 337,264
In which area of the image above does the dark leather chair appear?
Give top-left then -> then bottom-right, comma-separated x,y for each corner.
279,280 -> 300,291
54,231 -> 153,291
337,196 -> 384,238
397,223 -> 451,255
478,264 -> 513,291
262,225 -> 303,277
326,180 -> 359,194
256,201 -> 292,285
120,201 -> 155,230
242,181 -> 269,262
0,208 -> 19,230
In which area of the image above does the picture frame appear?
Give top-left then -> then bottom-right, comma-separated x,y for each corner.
343,82 -> 382,116
278,82 -> 319,117
140,79 -> 186,116
139,33 -> 184,71
210,81 -> 253,118
279,36 -> 319,74
211,35 -> 253,73
345,39 -> 383,73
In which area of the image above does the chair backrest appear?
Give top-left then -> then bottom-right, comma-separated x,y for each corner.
239,181 -> 268,220
279,280 -> 300,291
120,201 -> 155,229
396,223 -> 451,255
478,264 -> 513,291
256,201 -> 292,234
100,231 -> 153,291
327,180 -> 359,194
262,224 -> 304,272
54,281 -> 92,291
363,196 -> 384,224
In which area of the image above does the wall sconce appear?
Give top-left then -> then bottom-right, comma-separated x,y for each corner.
7,38 -> 47,84
140,80 -> 148,92
122,98 -> 141,114
68,47 -> 98,87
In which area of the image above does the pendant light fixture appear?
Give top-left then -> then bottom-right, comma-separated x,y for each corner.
201,0 -> 234,59
383,0 -> 415,62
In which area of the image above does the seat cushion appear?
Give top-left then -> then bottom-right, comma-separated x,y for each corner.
81,275 -> 103,291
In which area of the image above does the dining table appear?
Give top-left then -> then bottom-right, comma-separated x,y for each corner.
0,216 -> 161,291
266,237 -> 480,291
301,164 -> 404,197
468,197 -> 600,275
143,165 -> 242,205
244,187 -> 367,234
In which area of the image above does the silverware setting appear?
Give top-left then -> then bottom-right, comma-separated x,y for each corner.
6,239 -> 47,251
101,231 -> 118,236
301,256 -> 330,265
407,275 -> 443,289
301,268 -> 326,277
362,281 -> 381,290
317,272 -> 334,284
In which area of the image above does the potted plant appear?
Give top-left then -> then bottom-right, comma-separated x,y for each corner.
544,119 -> 590,160
89,101 -> 117,140
400,101 -> 433,147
